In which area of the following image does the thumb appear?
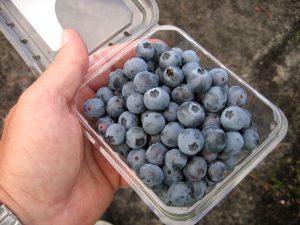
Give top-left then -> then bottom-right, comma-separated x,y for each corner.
36,29 -> 88,102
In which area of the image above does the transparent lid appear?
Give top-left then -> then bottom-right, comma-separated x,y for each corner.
0,0 -> 159,69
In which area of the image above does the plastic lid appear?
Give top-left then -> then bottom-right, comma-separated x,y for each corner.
1,0 -> 159,69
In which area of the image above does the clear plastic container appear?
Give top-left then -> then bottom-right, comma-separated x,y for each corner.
0,1 -> 288,224
75,25 -> 288,224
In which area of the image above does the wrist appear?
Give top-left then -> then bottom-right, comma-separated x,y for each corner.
0,186 -> 33,225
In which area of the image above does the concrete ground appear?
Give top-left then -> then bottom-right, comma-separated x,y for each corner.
0,0 -> 299,225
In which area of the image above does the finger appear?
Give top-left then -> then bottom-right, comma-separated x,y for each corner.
36,29 -> 89,102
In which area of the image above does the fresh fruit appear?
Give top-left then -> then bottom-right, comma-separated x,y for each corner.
105,124 -> 126,146
178,129 -> 204,155
83,98 -> 106,119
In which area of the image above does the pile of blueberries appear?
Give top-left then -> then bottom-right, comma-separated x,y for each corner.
83,41 -> 260,207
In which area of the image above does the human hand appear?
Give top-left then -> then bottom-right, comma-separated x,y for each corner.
0,29 -> 127,225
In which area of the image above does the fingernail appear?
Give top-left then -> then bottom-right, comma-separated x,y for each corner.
61,30 -> 70,46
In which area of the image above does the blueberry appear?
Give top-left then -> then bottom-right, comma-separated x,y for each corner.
207,161 -> 227,182
221,106 -> 251,131
149,134 -> 161,145
223,132 -> 244,155
171,47 -> 184,56
162,165 -> 183,185
162,102 -> 179,122
146,143 -> 168,165
162,66 -> 184,88
127,148 -> 146,172
105,124 -> 126,146
167,182 -> 191,207
144,88 -> 170,111
227,86 -> 247,106
139,164 -> 164,187
136,41 -> 155,61
126,92 -> 146,114
160,85 -> 172,96
203,126 -> 226,153
182,62 -> 201,80
133,71 -> 158,94
142,112 -> 165,135
223,156 -> 238,170
96,116 -> 114,135
202,86 -> 227,113
122,81 -> 135,99
178,129 -> 204,155
177,101 -> 205,127
209,68 -> 228,86
243,128 -> 259,151
96,87 -> 114,103
153,43 -> 169,63
126,127 -> 148,149
171,84 -> 194,104
108,69 -> 128,91
201,149 -> 218,163
114,142 -> 131,157
155,67 -> 164,81
118,111 -> 139,130
165,149 -> 188,170
106,96 -> 126,118
201,113 -> 221,130
182,50 -> 200,64
159,51 -> 181,69
83,98 -> 106,119
147,60 -> 155,73
124,57 -> 148,80
183,157 -> 207,181
187,68 -> 212,93
189,180 -> 207,201
161,122 -> 184,148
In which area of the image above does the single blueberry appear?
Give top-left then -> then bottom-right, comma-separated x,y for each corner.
161,122 -> 184,148
127,148 -> 146,173
183,157 -> 207,181
139,164 -> 164,187
171,84 -> 194,104
124,57 -> 148,80
144,87 -> 170,111
96,116 -> 114,135
136,41 -> 155,61
221,106 -> 251,131
142,112 -> 165,135
126,92 -> 146,114
177,101 -> 205,128
118,111 -> 139,130
146,143 -> 168,165
167,182 -> 192,207
203,126 -> 226,153
96,87 -> 114,103
133,71 -> 158,94
162,66 -> 184,88
126,127 -> 148,149
106,96 -> 126,118
105,123 -> 126,146
202,86 -> 227,113
243,128 -> 259,151
207,161 -> 227,182
171,47 -> 184,56
159,51 -> 181,69
178,129 -> 204,156
83,98 -> 106,119
227,86 -> 247,107
209,68 -> 228,87
187,68 -> 212,93
165,149 -> 188,170
108,69 -> 128,91
182,50 -> 200,64
223,156 -> 238,170
223,131 -> 244,155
